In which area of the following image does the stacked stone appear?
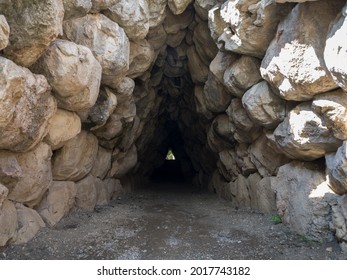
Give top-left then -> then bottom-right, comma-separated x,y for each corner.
204,0 -> 347,249
1,0 -> 347,252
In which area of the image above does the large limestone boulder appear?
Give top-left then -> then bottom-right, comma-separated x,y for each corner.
4,143 -> 53,208
0,0 -> 64,67
103,0 -> 150,40
95,178 -> 110,206
127,39 -> 155,78
110,145 -> 138,178
274,161 -> 337,241
223,56 -> 262,98
44,109 -> 81,150
38,181 -> 77,227
75,174 -> 97,210
208,0 -> 293,57
209,51 -> 238,85
63,0 -> 92,20
33,39 -> 102,111
0,15 -> 10,50
326,142 -> 347,195
63,14 -> 130,87
168,0 -> 193,15
52,131 -> 99,181
207,115 -> 235,153
0,200 -> 17,247
261,0 -> 345,101
0,57 -> 57,152
147,24 -> 167,50
242,81 -> 286,129
249,134 -> 290,177
12,204 -> 45,245
163,6 -> 194,34
324,4 -> 347,92
147,0 -> 168,28
255,177 -> 277,214
312,89 -> 347,141
272,103 -> 342,161
194,0 -> 224,21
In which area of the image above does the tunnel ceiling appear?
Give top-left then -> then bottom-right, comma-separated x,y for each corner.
1,0 -> 347,250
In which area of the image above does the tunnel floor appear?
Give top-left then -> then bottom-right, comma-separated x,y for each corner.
1,183 -> 345,260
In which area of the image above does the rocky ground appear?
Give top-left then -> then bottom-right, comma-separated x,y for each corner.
1,183 -> 346,260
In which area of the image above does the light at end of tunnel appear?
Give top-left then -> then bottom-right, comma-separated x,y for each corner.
166,149 -> 176,161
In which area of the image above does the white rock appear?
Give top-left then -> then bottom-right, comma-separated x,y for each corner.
324,4 -> 347,92
242,81 -> 286,129
168,0 -> 194,15
63,0 -> 92,20
104,0 -> 149,40
63,14 -> 130,87
274,161 -> 337,241
44,109 -> 81,150
0,57 -> 57,152
272,103 -> 342,161
33,39 -> 102,111
127,39 -> 155,78
147,0 -> 168,28
261,0 -> 345,101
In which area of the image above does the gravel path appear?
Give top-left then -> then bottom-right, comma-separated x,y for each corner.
1,183 -> 346,260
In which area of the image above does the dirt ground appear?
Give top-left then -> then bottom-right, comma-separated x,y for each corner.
1,183 -> 346,260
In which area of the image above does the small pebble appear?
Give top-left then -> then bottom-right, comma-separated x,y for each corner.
326,247 -> 333,252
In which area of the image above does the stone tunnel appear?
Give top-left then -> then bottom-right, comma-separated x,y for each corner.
1,0 -> 347,253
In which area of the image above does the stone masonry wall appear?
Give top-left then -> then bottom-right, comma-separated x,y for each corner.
1,0 -> 347,252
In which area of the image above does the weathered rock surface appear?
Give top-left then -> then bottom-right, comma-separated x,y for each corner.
90,0 -> 118,12
44,109 -> 81,150
0,156 -> 22,191
1,0 -> 64,67
194,0 -> 223,20
255,177 -> 277,214
330,195 -> 347,246
261,0 -> 345,101
272,103 -> 342,161
223,56 -> 262,98
209,51 -> 238,85
103,0 -> 150,40
0,57 -> 56,152
0,200 -> 17,247
38,181 -> 77,227
95,178 -> 110,206
312,89 -> 347,141
33,39 -> 102,111
63,0 -> 92,20
5,143 -> 53,208
0,184 -> 8,208
168,0 -> 193,15
75,175 -> 97,210
249,134 -> 291,177
12,204 -> 45,245
127,39 -> 155,78
147,0 -> 168,28
52,131 -> 98,181
91,146 -> 112,179
110,145 -> 138,178
242,81 -> 286,129
0,15 -> 10,50
187,46 -> 209,84
63,14 -> 130,87
326,142 -> 347,195
274,161 -> 336,241
209,0 -> 293,57
324,4 -> 347,92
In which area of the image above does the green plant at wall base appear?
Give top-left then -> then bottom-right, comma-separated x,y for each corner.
271,214 -> 282,225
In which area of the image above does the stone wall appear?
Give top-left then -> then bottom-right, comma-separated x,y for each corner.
1,0 -> 347,251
